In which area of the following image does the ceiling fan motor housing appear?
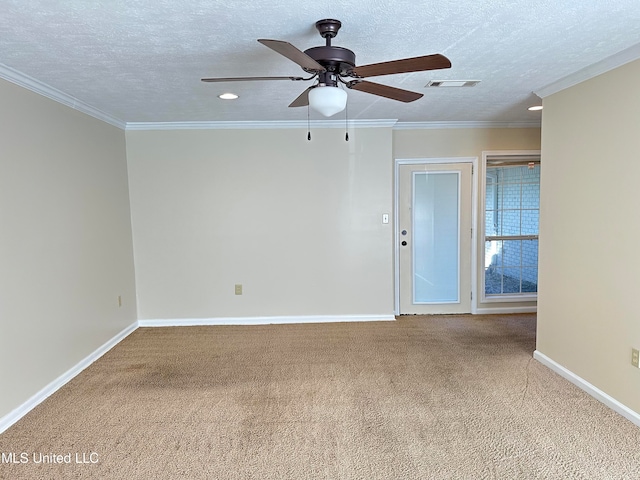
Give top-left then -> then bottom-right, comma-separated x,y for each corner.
303,46 -> 356,76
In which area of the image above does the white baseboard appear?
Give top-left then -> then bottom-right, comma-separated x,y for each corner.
474,306 -> 537,315
0,322 -> 138,435
138,314 -> 396,327
533,350 -> 640,427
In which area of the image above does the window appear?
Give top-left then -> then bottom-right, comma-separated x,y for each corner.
482,154 -> 540,300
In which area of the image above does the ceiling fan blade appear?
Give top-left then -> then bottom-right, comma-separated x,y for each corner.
288,87 -> 312,107
201,76 -> 306,82
258,39 -> 326,72
347,80 -> 423,103
351,54 -> 451,78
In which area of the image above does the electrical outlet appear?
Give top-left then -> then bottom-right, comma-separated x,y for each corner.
632,348 -> 639,368
235,284 -> 243,295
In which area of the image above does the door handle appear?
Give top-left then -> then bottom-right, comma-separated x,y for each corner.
401,241 -> 407,246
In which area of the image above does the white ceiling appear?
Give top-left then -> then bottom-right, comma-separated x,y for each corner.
1,1 -> 639,127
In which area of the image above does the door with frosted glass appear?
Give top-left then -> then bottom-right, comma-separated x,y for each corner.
399,163 -> 472,314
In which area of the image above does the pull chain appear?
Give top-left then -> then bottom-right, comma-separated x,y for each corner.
307,105 -> 311,141
345,97 -> 349,141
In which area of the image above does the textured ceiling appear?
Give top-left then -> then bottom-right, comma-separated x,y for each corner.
1,0 -> 639,126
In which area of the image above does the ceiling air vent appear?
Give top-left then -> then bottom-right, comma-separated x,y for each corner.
426,80 -> 481,88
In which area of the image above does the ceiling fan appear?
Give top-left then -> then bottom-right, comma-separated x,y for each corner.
201,19 -> 452,117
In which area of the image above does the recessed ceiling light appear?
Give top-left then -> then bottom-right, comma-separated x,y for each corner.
218,93 -> 238,100
528,105 -> 543,111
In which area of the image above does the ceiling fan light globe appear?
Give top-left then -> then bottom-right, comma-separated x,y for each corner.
309,86 -> 347,117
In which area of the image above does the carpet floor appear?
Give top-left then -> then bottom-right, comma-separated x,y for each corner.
0,314 -> 639,479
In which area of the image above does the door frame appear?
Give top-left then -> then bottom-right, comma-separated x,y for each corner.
394,157 -> 479,315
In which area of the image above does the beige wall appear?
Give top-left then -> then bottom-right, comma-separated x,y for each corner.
126,127 -> 395,319
127,127 -> 541,321
393,128 -> 541,159
0,79 -> 137,419
537,59 -> 640,414
393,127 -> 542,311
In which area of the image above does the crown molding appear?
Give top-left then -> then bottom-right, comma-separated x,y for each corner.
126,119 -> 541,131
0,63 -> 126,129
393,121 -> 540,130
125,119 -> 399,130
535,42 -> 640,98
